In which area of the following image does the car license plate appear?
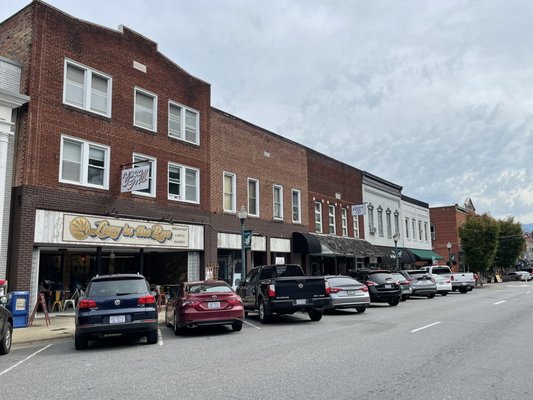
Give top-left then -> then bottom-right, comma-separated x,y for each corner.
208,302 -> 220,309
347,290 -> 356,295
110,315 -> 125,324
384,284 -> 392,289
296,299 -> 306,305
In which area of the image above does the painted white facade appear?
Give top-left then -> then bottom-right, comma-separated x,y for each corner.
401,198 -> 432,250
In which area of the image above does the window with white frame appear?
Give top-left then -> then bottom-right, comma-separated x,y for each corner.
386,209 -> 392,238
424,222 -> 428,241
223,172 -> 236,212
292,189 -> 301,223
405,217 -> 410,239
60,136 -> 110,189
315,202 -> 323,233
132,154 -> 156,196
168,162 -> 199,203
353,216 -> 360,238
377,206 -> 384,236
134,88 -> 157,131
273,185 -> 283,220
394,211 -> 400,236
328,205 -> 336,235
64,60 -> 112,117
412,220 -> 416,241
368,204 -> 375,234
341,208 -> 348,236
418,220 -> 423,241
248,179 -> 259,216
168,102 -> 199,145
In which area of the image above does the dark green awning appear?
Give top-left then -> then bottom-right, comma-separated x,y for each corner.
407,248 -> 444,261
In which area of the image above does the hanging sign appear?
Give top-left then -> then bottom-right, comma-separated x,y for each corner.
351,204 -> 367,216
121,164 -> 150,192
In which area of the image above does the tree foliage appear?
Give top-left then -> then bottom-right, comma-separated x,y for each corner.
494,217 -> 526,269
458,213 -> 499,274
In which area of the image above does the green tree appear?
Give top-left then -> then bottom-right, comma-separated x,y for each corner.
495,217 -> 526,270
458,213 -> 499,277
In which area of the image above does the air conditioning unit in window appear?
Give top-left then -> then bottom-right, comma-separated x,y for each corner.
369,227 -> 376,234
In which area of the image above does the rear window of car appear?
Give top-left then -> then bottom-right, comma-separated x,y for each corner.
88,277 -> 149,297
431,267 -> 451,275
407,271 -> 429,277
391,273 -> 406,281
187,284 -> 233,294
259,265 -> 304,279
328,277 -> 361,286
368,272 -> 393,283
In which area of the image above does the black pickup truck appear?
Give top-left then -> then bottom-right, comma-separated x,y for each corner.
236,264 -> 331,323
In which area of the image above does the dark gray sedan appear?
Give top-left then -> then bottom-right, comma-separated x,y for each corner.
0,295 -> 13,355
324,275 -> 370,313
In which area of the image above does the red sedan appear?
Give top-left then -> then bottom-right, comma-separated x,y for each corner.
165,280 -> 244,334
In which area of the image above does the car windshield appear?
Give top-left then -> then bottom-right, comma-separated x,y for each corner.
88,278 -> 148,297
187,284 -> 233,294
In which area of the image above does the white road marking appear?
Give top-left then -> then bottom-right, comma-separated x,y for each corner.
158,329 -> 164,346
526,291 -> 532,295
410,321 -> 441,333
0,344 -> 53,377
494,300 -> 507,305
243,320 -> 262,330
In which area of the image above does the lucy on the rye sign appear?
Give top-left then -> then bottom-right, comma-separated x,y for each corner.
63,214 -> 189,247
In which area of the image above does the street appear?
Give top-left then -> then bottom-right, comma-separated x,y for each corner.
1,282 -> 532,400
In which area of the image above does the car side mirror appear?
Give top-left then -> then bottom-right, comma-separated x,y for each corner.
0,296 -> 7,305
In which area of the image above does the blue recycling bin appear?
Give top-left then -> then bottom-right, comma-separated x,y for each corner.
7,291 -> 30,328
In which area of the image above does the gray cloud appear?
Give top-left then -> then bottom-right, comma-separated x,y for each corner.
3,0 -> 532,222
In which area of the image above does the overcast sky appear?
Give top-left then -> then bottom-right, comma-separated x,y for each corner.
3,0 -> 533,224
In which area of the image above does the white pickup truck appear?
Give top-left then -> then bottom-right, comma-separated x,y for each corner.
420,266 -> 475,293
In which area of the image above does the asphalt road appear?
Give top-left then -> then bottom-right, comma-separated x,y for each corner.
1,282 -> 532,400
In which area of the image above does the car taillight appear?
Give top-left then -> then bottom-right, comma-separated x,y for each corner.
446,280 -> 451,284
330,287 -> 342,293
78,299 -> 97,309
450,275 -> 455,281
227,297 -> 242,306
267,284 -> 276,297
430,277 -> 436,283
138,295 -> 156,306
365,281 -> 376,286
182,300 -> 200,308
325,281 -> 331,294
400,280 -> 410,285
359,286 -> 369,292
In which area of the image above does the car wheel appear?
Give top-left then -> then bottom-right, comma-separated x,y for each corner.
74,333 -> 88,351
165,312 -> 171,328
459,287 -> 468,294
427,293 -> 435,299
467,286 -> 473,291
244,311 -> 249,318
401,295 -> 408,301
232,320 -> 243,331
0,321 -> 12,355
388,299 -> 400,307
308,309 -> 323,321
146,329 -> 158,344
258,299 -> 272,324
355,306 -> 366,313
173,312 -> 182,336
441,292 -> 448,296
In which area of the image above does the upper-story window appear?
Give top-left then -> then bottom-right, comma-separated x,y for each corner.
394,211 -> 400,236
132,154 -> 156,197
223,172 -> 236,212
405,217 -> 410,239
353,216 -> 360,238
368,204 -> 375,234
134,88 -> 157,132
248,178 -> 259,217
168,162 -> 199,203
328,205 -> 336,235
418,220 -> 423,241
424,222 -> 428,242
168,102 -> 199,145
292,189 -> 301,223
63,59 -> 112,117
377,206 -> 384,237
412,219 -> 416,241
60,135 -> 110,189
315,202 -> 323,233
386,209 -> 392,238
341,208 -> 348,236
273,185 -> 283,220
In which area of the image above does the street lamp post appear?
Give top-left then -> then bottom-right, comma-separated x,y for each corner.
447,242 -> 452,267
237,206 -> 248,283
393,233 -> 400,271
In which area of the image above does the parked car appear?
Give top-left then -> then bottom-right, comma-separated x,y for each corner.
0,295 -> 13,355
166,280 -> 244,334
324,275 -> 370,313
400,270 -> 437,298
350,270 -> 401,306
74,273 -> 159,350
502,271 -> 531,282
420,265 -> 475,293
431,274 -> 452,296
391,272 -> 412,301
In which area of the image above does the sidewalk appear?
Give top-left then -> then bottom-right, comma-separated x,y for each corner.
12,311 -> 166,346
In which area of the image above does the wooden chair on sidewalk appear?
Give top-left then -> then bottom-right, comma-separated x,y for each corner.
50,290 -> 63,312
